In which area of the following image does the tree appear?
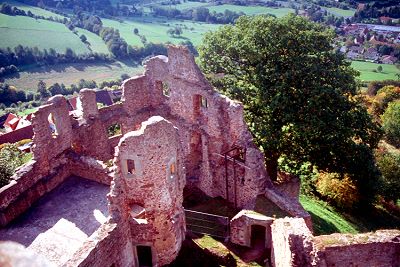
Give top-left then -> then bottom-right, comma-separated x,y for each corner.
37,80 -> 50,98
382,100 -> 400,148
80,34 -> 87,43
199,15 -> 381,199
377,65 -> 383,72
133,28 -> 139,35
376,150 -> 400,202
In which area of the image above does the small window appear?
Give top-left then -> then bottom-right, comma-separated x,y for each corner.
48,113 -> 58,138
122,155 -> 142,178
170,162 -> 176,175
162,82 -> 170,97
127,159 -> 136,175
201,96 -> 208,108
107,123 -> 121,137
167,157 -> 177,180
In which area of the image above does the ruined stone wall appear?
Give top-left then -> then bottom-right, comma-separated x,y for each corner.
108,116 -> 186,266
314,231 -> 400,267
271,217 -> 314,267
66,222 -> 134,267
271,217 -> 400,267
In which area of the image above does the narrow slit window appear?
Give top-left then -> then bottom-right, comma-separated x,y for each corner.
201,96 -> 208,108
107,123 -> 121,137
167,157 -> 177,180
162,82 -> 170,97
170,162 -> 176,176
48,113 -> 58,138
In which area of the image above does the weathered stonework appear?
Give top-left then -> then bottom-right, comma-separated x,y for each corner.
271,217 -> 400,267
1,45 -> 396,267
108,116 -> 186,266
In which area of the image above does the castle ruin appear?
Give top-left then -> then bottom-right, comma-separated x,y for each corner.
0,46 -> 399,267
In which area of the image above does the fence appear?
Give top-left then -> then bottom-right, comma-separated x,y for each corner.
185,209 -> 230,239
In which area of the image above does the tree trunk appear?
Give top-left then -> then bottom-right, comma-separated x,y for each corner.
266,155 -> 279,181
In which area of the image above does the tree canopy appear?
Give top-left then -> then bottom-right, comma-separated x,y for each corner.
199,14 -> 381,198
382,100 -> 400,148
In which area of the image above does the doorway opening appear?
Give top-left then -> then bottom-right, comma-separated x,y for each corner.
251,224 -> 266,248
137,245 -> 152,267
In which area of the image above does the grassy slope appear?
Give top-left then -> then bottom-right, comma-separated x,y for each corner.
326,7 -> 355,17
300,195 -> 360,235
351,61 -> 400,81
3,62 -> 143,90
102,16 -> 219,47
170,1 -> 210,10
207,4 -> 294,17
6,0 -> 66,19
300,194 -> 400,236
0,14 -> 89,54
75,28 -> 111,54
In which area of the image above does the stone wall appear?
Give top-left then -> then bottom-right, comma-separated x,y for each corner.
66,221 -> 134,267
0,45 -> 316,266
271,217 -> 400,267
108,117 -> 186,266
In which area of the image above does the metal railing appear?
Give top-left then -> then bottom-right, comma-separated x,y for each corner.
185,209 -> 230,239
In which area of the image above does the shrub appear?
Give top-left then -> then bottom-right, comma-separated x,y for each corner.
0,143 -> 29,187
382,100 -> 400,148
316,172 -> 360,210
376,150 -> 400,202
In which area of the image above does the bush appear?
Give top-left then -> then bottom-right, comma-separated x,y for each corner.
0,143 -> 29,187
382,100 -> 400,148
316,172 -> 360,210
376,150 -> 400,202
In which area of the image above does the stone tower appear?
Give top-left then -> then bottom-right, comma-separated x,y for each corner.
108,116 -> 186,266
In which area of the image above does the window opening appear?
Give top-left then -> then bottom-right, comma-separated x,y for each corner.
167,157 -> 177,180
48,113 -> 58,138
107,123 -> 121,137
162,82 -> 170,97
201,96 -> 208,108
127,159 -> 136,175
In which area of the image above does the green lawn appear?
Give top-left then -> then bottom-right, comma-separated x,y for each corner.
351,61 -> 400,81
300,195 -> 360,235
6,0 -> 66,19
207,4 -> 294,17
326,7 -> 355,17
102,16 -> 219,47
75,28 -> 111,54
169,1 -> 210,10
3,62 -> 143,91
0,14 -> 89,54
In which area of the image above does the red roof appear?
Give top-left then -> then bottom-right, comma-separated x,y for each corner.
0,125 -> 33,145
3,113 -> 18,128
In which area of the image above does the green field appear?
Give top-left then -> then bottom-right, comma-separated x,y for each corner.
6,0 -> 66,19
168,1 -> 210,10
351,61 -> 400,81
3,62 -> 143,90
300,195 -> 359,235
207,4 -> 294,17
326,7 -> 355,17
102,16 -> 220,47
75,28 -> 111,54
0,14 -> 89,53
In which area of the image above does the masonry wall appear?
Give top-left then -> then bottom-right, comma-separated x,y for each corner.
66,222 -> 135,267
109,116 -> 186,266
271,217 -> 400,267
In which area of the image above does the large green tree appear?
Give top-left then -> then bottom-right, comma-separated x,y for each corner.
199,15 -> 381,197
